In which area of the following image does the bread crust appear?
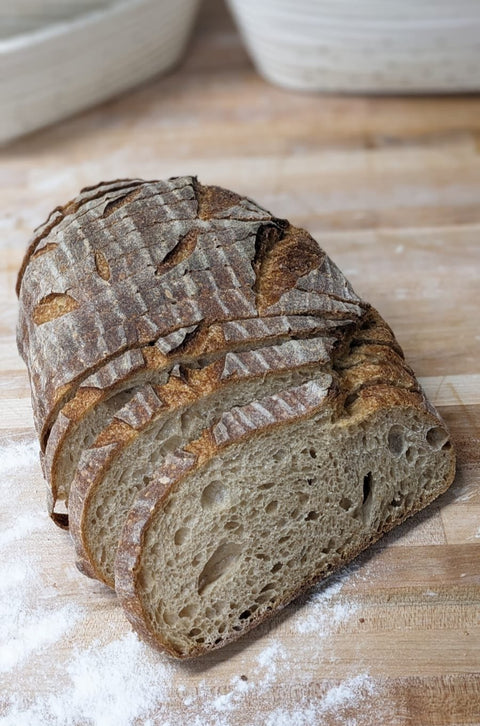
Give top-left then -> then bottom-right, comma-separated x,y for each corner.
18,176 -> 362,449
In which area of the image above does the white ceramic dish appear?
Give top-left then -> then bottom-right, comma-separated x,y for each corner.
0,0 -> 200,143
227,0 -> 480,93
0,0 -> 113,39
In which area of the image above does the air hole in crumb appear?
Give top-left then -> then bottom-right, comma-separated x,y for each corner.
142,475 -> 151,487
239,610 -> 251,620
278,535 -> 290,543
162,610 -> 176,626
271,562 -> 283,573
197,543 -> 242,595
258,481 -> 275,490
192,554 -> 201,567
426,426 -> 449,450
322,538 -> 335,554
309,448 -> 317,459
260,583 -> 275,593
232,625 -> 242,631
388,425 -> 405,456
339,497 -> 352,511
224,520 -> 243,533
306,478 -> 314,486
174,527 -> 189,545
201,481 -> 229,510
305,510 -> 319,521
290,508 -> 300,519
405,447 -> 415,464
363,472 -> 372,504
214,637 -> 222,645
265,500 -> 278,514
188,628 -> 201,637
179,604 -> 196,618
390,495 -> 403,507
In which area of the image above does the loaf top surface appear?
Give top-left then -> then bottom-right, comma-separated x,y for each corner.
16,176 -> 363,443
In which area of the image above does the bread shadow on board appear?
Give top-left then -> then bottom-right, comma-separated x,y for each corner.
180,467 -> 461,674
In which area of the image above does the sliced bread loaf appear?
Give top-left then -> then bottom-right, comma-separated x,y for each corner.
115,377 -> 454,658
16,176 -> 455,659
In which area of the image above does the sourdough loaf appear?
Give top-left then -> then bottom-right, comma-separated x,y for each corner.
16,176 -> 455,658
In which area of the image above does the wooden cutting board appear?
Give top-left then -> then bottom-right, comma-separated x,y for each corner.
1,2 -> 479,724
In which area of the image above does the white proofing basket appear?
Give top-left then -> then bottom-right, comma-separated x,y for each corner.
227,0 -> 480,93
0,0 -> 200,143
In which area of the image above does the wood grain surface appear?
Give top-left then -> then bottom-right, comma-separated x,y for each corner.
1,1 -> 479,724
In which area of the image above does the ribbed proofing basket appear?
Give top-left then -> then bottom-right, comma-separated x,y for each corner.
227,0 -> 480,92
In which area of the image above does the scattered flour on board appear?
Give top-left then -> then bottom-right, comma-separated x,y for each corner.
0,438 -> 38,475
0,438 -> 85,677
1,633 -> 176,726
293,571 -> 359,635
264,674 -> 377,726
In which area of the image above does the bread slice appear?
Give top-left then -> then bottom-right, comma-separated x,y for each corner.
68,335 -> 340,586
114,376 -> 454,659
45,315 -> 346,526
